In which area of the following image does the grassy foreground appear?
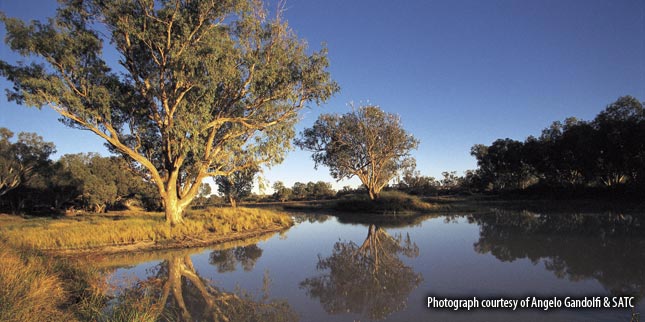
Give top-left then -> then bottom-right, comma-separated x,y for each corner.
0,207 -> 293,321
0,207 -> 293,251
0,242 -> 111,322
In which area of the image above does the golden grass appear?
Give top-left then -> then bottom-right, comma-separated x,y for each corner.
0,246 -> 75,322
0,207 -> 293,251
0,208 -> 293,321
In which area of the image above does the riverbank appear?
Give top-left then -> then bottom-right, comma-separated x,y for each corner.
248,192 -> 645,228
423,194 -> 645,214
270,191 -> 438,214
0,207 -> 294,321
263,193 -> 645,215
0,207 -> 293,254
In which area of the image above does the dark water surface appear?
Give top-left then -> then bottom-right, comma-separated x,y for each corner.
101,210 -> 645,321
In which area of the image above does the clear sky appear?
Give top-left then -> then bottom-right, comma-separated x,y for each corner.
1,0 -> 644,192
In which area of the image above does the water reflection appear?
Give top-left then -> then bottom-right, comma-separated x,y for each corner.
101,238 -> 296,321
292,212 -> 331,224
335,212 -> 442,228
470,210 -> 645,296
209,245 -> 263,272
300,224 -> 423,320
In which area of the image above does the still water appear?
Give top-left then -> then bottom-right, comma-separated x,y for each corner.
98,210 -> 645,321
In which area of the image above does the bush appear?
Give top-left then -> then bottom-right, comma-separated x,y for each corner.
335,191 -> 434,213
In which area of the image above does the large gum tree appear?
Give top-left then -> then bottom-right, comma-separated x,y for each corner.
0,0 -> 337,224
296,105 -> 418,200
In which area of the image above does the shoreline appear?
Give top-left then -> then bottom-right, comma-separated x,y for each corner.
44,225 -> 289,257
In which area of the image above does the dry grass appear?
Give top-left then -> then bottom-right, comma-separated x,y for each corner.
0,246 -> 75,322
0,238 -> 150,322
0,207 -> 292,251
0,207 -> 293,321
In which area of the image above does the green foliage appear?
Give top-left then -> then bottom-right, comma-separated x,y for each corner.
193,182 -> 212,208
335,190 -> 434,214
290,181 -> 335,200
397,169 -> 438,195
271,181 -> 292,202
0,0 -> 338,223
471,96 -> 645,192
216,167 -> 258,207
52,153 -> 158,212
470,138 -> 535,190
0,129 -> 56,212
296,105 -> 418,200
291,182 -> 308,199
0,129 -> 21,198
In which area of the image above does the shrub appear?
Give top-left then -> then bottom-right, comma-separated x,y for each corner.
335,191 -> 434,213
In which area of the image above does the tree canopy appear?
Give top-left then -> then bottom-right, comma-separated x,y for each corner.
296,105 -> 418,199
271,181 -> 291,202
0,0 -> 338,224
53,153 -> 156,212
215,166 -> 257,207
0,128 -> 55,199
470,96 -> 645,192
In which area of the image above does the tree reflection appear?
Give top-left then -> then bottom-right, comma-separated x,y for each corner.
209,244 -> 263,272
112,250 -> 296,322
300,224 -> 422,320
470,210 -> 645,296
292,212 -> 331,224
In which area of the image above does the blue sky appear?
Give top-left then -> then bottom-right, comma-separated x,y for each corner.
1,0 -> 644,192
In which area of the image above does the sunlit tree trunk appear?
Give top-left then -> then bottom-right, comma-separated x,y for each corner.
164,194 -> 186,226
160,166 -> 205,224
229,196 -> 237,208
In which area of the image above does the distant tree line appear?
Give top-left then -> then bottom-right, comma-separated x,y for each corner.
271,181 -> 336,202
395,170 -> 479,195
469,96 -> 645,194
0,128 -> 159,214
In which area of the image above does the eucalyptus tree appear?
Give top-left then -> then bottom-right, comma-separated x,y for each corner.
271,181 -> 291,202
215,166 -> 257,207
52,153 -> 155,212
0,129 -> 20,197
0,128 -> 55,199
591,96 -> 644,186
296,105 -> 418,200
0,0 -> 337,224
